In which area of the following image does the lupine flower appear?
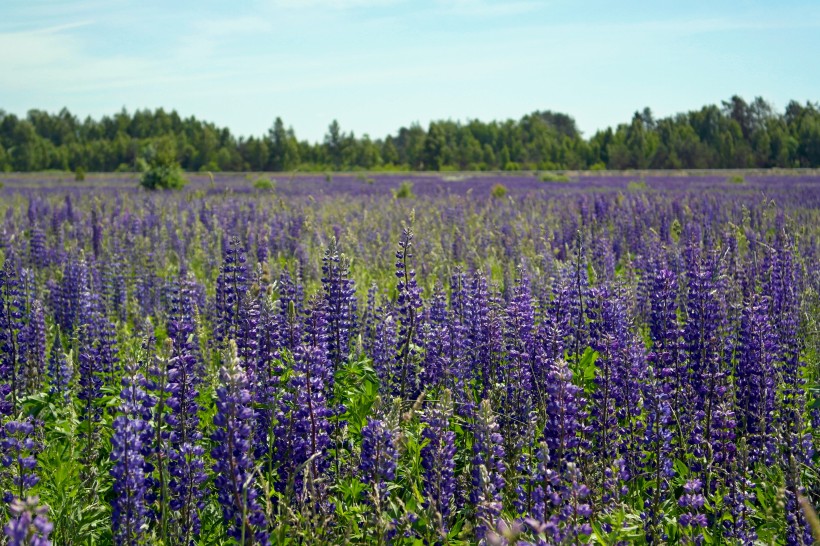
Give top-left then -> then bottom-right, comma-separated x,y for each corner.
46,328 -> 72,401
736,294 -> 777,464
678,478 -> 707,543
164,332 -> 206,544
110,364 -> 153,546
322,238 -> 357,372
20,300 -> 46,396
360,418 -> 398,504
280,306 -> 334,503
211,341 -> 269,546
27,228 -> 47,270
0,257 -> 24,415
421,390 -> 457,536
214,236 -> 248,345
394,224 -> 423,399
0,418 -> 41,503
471,399 -> 506,539
4,496 -> 52,546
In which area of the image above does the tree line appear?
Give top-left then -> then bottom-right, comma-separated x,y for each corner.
1,95 -> 819,172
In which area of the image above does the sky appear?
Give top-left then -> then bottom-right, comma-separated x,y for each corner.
1,0 -> 819,142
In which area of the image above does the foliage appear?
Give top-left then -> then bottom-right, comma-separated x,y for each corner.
393,180 -> 414,199
540,172 -> 571,183
139,139 -> 187,191
140,165 -> 187,191
627,179 -> 648,191
2,96 -> 820,173
252,177 -> 275,191
490,183 -> 508,198
74,167 -> 85,182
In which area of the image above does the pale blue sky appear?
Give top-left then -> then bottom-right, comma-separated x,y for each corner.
1,0 -> 819,142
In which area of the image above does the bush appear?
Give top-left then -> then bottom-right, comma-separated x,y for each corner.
727,174 -> 745,184
491,183 -> 508,198
394,180 -> 414,199
540,172 -> 571,183
140,165 -> 188,191
74,167 -> 86,181
627,179 -> 648,191
253,177 -> 276,191
590,162 -> 607,171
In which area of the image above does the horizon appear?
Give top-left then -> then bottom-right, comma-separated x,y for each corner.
2,0 -> 819,143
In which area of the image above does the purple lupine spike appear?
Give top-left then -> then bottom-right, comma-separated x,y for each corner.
282,307 -> 334,503
641,366 -> 675,542
77,293 -> 105,475
421,284 -> 450,387
372,304 -> 397,393
0,418 -> 42,503
77,283 -> 119,386
586,286 -> 646,484
235,282 -> 260,379
215,236 -> 248,346
211,341 -> 269,546
277,271 -> 303,354
677,478 -> 707,541
53,256 -> 88,333
531,461 -> 593,544
165,334 -> 206,545
421,390 -> 456,537
322,238 -> 357,372
648,268 -> 688,431
360,417 -> 398,504
501,269 -> 536,443
736,293 -> 777,465
465,272 -> 505,397
102,257 -> 127,324
362,284 -> 379,358
254,288 -> 282,462
110,363 -> 153,546
394,223 -> 423,400
471,399 -> 505,540
20,300 -> 46,396
27,228 -> 47,270
0,257 -> 24,415
143,333 -> 171,524
3,497 -> 52,546
541,358 -> 586,470
47,328 -> 72,402
683,247 -> 731,467
765,245 -> 812,466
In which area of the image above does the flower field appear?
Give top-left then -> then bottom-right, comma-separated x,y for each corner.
0,171 -> 818,545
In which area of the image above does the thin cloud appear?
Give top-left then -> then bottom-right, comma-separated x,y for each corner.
435,0 -> 542,16
268,0 -> 402,9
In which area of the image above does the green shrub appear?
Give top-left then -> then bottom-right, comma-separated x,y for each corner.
727,174 -> 745,184
491,183 -> 508,198
590,162 -> 607,171
253,177 -> 276,191
503,161 -> 521,171
140,165 -> 188,191
627,179 -> 648,191
74,167 -> 86,181
540,172 -> 571,183
394,180 -> 414,199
